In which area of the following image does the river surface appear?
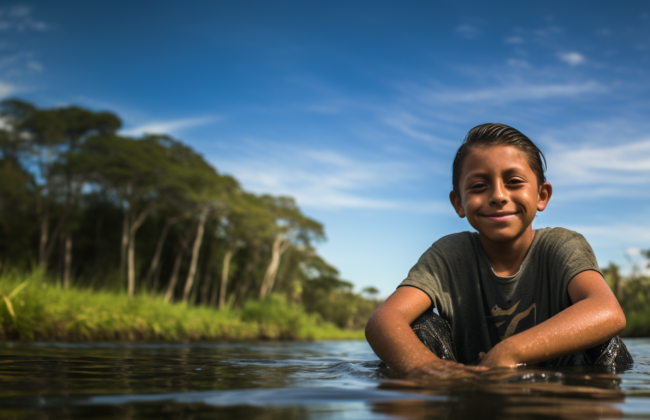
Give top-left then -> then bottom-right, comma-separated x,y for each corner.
0,338 -> 649,419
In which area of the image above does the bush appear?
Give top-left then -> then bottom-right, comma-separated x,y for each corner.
0,271 -> 363,342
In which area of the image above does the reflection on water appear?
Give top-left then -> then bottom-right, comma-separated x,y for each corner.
0,339 -> 648,419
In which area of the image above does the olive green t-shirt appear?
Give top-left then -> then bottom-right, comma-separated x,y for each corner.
399,227 -> 602,364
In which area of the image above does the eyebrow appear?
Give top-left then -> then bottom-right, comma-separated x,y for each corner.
466,172 -> 489,179
465,167 -> 527,180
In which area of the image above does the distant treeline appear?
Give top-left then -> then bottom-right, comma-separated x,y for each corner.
0,99 -> 381,330
602,261 -> 650,337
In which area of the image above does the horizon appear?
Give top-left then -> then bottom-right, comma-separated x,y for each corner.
2,1 -> 650,296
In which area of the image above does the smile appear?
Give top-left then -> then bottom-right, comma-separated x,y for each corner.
482,213 -> 518,223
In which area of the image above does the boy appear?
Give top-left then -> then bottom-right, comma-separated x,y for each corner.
365,123 -> 632,376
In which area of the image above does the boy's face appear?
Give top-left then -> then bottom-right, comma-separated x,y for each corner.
449,145 -> 552,244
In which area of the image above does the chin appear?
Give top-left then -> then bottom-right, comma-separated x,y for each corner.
481,229 -> 523,243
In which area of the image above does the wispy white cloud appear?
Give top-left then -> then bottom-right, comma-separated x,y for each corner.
0,80 -> 15,98
306,104 -> 339,114
383,112 -> 456,147
121,116 -> 220,137
211,143 -> 446,212
506,58 -> 530,67
0,6 -> 48,32
565,223 -> 650,246
548,138 -> 650,188
558,52 -> 586,66
456,24 -> 479,39
0,51 -> 43,75
416,81 -> 605,104
26,60 -> 42,72
625,247 -> 642,256
505,36 -> 524,44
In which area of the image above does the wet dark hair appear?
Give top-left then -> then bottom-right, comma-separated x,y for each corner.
452,123 -> 547,196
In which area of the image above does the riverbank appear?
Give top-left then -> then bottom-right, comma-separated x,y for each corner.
2,271 -> 646,341
624,310 -> 650,337
0,271 -> 364,342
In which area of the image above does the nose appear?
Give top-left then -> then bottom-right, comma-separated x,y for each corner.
490,180 -> 508,205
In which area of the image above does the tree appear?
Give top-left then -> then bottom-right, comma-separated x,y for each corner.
215,192 -> 274,308
178,151 -> 240,303
258,195 -> 324,298
80,134 -> 181,297
362,286 -> 380,297
0,100 -> 121,272
602,262 -> 623,300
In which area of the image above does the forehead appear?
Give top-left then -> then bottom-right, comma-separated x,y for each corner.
461,145 -> 533,176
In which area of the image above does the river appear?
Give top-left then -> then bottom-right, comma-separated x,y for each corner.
1,338 -> 649,419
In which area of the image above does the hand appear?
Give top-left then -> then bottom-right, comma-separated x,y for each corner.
409,358 -> 487,378
477,342 -> 519,369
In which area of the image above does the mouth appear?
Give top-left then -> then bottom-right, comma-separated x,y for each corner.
481,212 -> 519,223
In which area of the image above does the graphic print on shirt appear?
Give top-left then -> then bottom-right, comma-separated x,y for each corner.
489,301 -> 536,340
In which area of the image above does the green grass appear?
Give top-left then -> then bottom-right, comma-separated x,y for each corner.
622,309 -> 650,337
0,271 -> 364,342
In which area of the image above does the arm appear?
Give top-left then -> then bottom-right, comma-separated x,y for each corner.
366,286 -> 483,376
479,270 -> 626,368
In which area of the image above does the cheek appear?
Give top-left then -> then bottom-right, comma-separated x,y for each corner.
464,196 -> 482,211
519,191 -> 538,209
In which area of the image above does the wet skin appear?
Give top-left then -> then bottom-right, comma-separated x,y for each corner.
449,145 -> 552,276
366,144 -> 626,375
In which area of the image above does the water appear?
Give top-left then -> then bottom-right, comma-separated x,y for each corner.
1,339 -> 649,419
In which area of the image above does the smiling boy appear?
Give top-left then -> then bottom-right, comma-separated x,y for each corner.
365,123 -> 631,376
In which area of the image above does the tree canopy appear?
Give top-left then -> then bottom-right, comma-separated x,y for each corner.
0,99 -> 381,329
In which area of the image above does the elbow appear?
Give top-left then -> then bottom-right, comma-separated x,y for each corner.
603,301 -> 626,337
612,307 -> 626,336
364,311 -> 380,343
364,318 -> 372,341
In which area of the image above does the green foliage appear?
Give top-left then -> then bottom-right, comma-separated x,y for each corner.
0,98 -> 381,338
241,295 -> 321,339
603,261 -> 650,337
0,271 -> 363,341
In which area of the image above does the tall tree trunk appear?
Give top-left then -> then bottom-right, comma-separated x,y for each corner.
219,248 -> 234,309
190,269 -> 203,305
164,249 -> 183,302
126,204 -> 152,298
41,186 -> 80,270
259,234 -> 289,298
94,216 -> 103,265
63,233 -> 72,289
182,207 -> 210,303
200,272 -> 211,305
153,262 -> 162,292
145,218 -> 176,286
38,202 -> 49,269
120,205 -> 129,279
210,273 -> 219,307
127,224 -> 136,298
42,210 -> 71,268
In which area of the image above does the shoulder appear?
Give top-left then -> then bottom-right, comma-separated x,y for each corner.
430,231 -> 475,251
413,232 -> 475,269
535,227 -> 597,260
536,227 -> 590,248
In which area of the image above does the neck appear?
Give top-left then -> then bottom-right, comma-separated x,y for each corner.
479,227 -> 536,277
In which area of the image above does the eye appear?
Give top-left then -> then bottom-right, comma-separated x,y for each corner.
469,182 -> 487,190
508,178 -> 525,185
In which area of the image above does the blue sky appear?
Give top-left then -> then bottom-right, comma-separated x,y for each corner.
2,1 -> 650,296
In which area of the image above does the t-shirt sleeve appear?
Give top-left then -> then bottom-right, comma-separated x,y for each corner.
552,229 -> 602,309
398,242 -> 454,317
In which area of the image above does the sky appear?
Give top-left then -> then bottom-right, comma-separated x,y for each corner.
2,1 -> 650,296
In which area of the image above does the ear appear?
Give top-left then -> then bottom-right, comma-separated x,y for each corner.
536,182 -> 552,212
449,191 -> 466,218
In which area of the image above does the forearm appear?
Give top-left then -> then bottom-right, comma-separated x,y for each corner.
492,295 -> 626,366
365,306 -> 442,374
